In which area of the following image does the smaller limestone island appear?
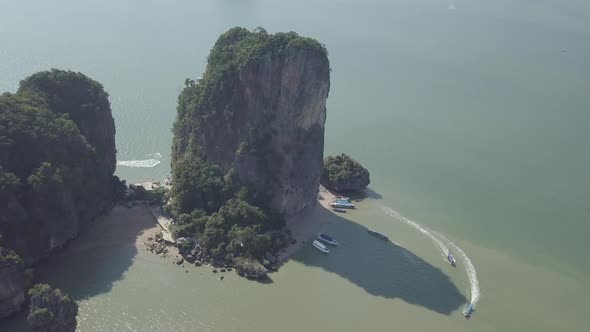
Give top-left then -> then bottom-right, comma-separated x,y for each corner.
165,27 -> 331,278
0,69 -> 120,320
321,153 -> 370,192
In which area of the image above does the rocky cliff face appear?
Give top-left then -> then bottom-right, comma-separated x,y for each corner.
173,28 -> 330,217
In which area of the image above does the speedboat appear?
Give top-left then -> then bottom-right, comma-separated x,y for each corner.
332,207 -> 346,213
463,303 -> 475,318
447,252 -> 456,267
367,229 -> 389,241
312,240 -> 330,253
318,233 -> 339,246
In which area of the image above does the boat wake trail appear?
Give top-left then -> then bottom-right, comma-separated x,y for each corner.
117,152 -> 162,168
381,206 -> 449,259
435,232 -> 480,305
380,206 -> 480,305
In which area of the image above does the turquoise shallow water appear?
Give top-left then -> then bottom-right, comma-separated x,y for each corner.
1,0 -> 589,331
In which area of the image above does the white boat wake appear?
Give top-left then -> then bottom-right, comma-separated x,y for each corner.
380,206 -> 480,305
435,232 -> 480,305
117,152 -> 163,168
381,206 -> 450,259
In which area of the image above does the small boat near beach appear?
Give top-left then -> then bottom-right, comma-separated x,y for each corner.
331,199 -> 355,209
312,240 -> 330,253
317,233 -> 339,246
447,252 -> 456,267
367,229 -> 389,241
463,303 -> 475,317
332,207 -> 346,213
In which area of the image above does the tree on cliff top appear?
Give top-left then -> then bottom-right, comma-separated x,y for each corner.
27,284 -> 78,332
0,244 -> 23,267
321,153 -> 370,192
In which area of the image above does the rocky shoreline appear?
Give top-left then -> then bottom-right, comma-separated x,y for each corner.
143,230 -> 284,279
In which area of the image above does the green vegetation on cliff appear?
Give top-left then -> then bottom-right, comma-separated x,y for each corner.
322,153 -> 371,192
169,27 -> 328,264
173,26 -> 326,160
27,284 -> 78,332
0,70 -> 118,263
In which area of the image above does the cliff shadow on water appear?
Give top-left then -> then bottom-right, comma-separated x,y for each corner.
291,197 -> 465,315
32,206 -> 156,301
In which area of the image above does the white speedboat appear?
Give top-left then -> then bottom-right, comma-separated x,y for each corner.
318,233 -> 339,246
447,252 -> 456,267
463,303 -> 475,318
312,240 -> 330,253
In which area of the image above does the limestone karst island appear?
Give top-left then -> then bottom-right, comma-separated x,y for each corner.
0,27 -> 373,330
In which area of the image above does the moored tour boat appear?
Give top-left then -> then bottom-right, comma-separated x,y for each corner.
447,252 -> 456,266
312,240 -> 330,253
367,229 -> 389,241
317,233 -> 339,246
331,199 -> 355,209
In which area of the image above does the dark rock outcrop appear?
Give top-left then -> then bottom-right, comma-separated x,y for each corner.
173,28 -> 330,217
234,257 -> 268,279
27,284 -> 78,332
0,249 -> 25,319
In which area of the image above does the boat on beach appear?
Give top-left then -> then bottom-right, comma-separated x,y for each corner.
332,207 -> 346,213
367,229 -> 389,241
312,240 -> 330,253
317,233 -> 339,246
447,252 -> 456,266
463,303 -> 475,317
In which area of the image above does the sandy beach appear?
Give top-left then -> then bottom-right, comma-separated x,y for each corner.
277,186 -> 340,261
86,203 -> 179,259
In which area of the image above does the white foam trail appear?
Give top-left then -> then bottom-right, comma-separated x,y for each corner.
145,152 -> 163,159
117,152 -> 163,168
380,205 -> 480,305
117,159 -> 161,168
435,232 -> 480,305
381,206 -> 449,259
